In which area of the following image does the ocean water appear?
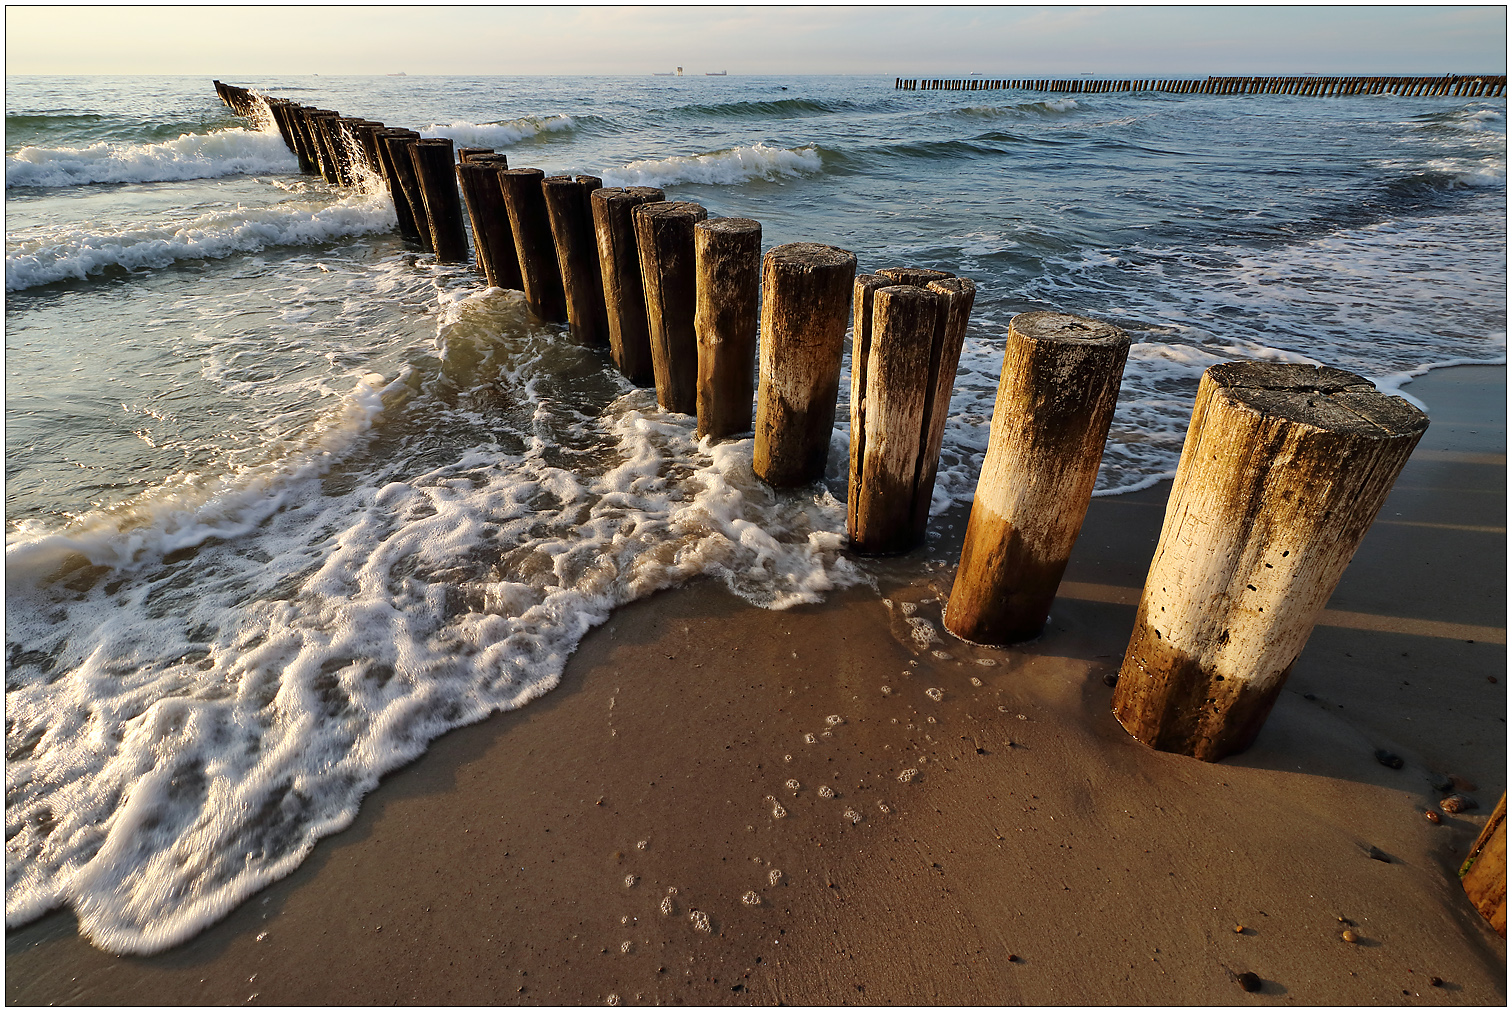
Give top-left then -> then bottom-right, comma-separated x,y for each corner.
5,74 -> 1506,954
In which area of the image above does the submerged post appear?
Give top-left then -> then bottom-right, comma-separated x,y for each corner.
943,312 -> 1129,643
456,154 -> 522,289
1111,362 -> 1428,761
634,201 -> 708,414
409,138 -> 470,263
498,168 -> 567,322
753,243 -> 857,487
592,186 -> 665,386
848,269 -> 976,554
543,174 -> 610,346
693,217 -> 762,439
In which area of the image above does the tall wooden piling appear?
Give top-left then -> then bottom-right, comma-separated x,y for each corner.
375,129 -> 423,242
456,154 -> 522,290
499,167 -> 568,322
943,312 -> 1129,644
382,134 -> 433,251
409,138 -> 470,262
1110,362 -> 1428,761
693,217 -> 762,439
543,175 -> 611,346
591,186 -> 665,386
634,201 -> 708,414
847,269 -> 975,554
753,243 -> 858,487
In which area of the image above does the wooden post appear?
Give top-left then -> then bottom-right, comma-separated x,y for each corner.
375,130 -> 423,242
1461,793 -> 1507,937
753,243 -> 857,487
634,201 -> 708,414
1111,362 -> 1429,761
316,116 -> 352,186
943,312 -> 1129,643
409,138 -> 470,263
543,175 -> 611,346
384,134 -> 433,251
591,186 -> 664,386
456,155 -> 522,290
498,167 -> 567,323
693,217 -> 762,439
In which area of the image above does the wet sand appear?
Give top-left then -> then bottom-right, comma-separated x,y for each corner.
6,364 -> 1506,1005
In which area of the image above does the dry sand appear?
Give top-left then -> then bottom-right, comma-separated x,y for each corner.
6,364 -> 1506,1005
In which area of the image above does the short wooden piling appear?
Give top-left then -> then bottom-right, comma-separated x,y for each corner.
591,186 -> 665,386
456,154 -> 522,290
457,147 -> 494,164
1110,362 -> 1429,761
693,217 -> 762,439
634,201 -> 708,414
543,175 -> 610,346
753,243 -> 858,487
409,138 -> 470,262
1461,793 -> 1507,937
498,167 -> 567,322
943,312 -> 1129,644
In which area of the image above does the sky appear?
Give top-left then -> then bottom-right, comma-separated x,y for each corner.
4,5 -> 1507,77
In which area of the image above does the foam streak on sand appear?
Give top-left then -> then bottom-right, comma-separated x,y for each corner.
4,289 -> 860,955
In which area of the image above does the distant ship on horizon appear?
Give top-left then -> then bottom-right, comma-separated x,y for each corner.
706,70 -> 727,76
387,71 -> 407,77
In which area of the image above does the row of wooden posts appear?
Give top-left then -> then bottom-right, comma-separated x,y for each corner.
896,74 -> 1508,97
214,78 -> 1426,763
218,80 -> 1501,933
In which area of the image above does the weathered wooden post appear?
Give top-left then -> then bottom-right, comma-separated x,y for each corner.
543,175 -> 611,347
456,154 -> 522,290
753,243 -> 857,487
384,134 -> 432,251
1461,793 -> 1507,937
457,147 -> 494,163
374,129 -> 422,242
1111,362 -> 1429,761
634,201 -> 708,414
409,138 -> 470,263
591,186 -> 664,386
847,269 -> 976,554
943,312 -> 1129,643
498,167 -> 567,322
693,217 -> 762,439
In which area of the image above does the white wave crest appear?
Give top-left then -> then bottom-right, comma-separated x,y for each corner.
5,128 -> 297,189
601,143 -> 822,188
418,114 -> 576,148
5,194 -> 397,292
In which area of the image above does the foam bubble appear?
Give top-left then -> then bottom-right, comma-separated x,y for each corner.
926,688 -> 944,702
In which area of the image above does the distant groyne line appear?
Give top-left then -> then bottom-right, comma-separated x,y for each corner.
895,75 -> 1507,97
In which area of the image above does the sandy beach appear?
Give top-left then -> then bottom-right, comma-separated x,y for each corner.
6,363 -> 1505,1005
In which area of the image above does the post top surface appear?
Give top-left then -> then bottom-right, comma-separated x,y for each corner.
878,267 -> 954,285
633,200 -> 708,220
414,137 -> 453,148
498,166 -> 546,178
1010,311 -> 1129,348
1206,361 -> 1429,437
592,186 -> 665,204
696,217 -> 762,235
874,283 -> 941,304
765,242 -> 857,269
927,277 -> 977,298
543,174 -> 602,188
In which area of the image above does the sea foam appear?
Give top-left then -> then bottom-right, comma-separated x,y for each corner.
5,194 -> 397,292
5,128 -> 297,189
601,143 -> 823,187
4,287 -> 860,955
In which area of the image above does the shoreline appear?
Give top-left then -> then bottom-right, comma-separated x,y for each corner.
6,363 -> 1506,1004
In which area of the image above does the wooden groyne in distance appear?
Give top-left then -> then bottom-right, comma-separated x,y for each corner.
893,74 -> 1507,97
